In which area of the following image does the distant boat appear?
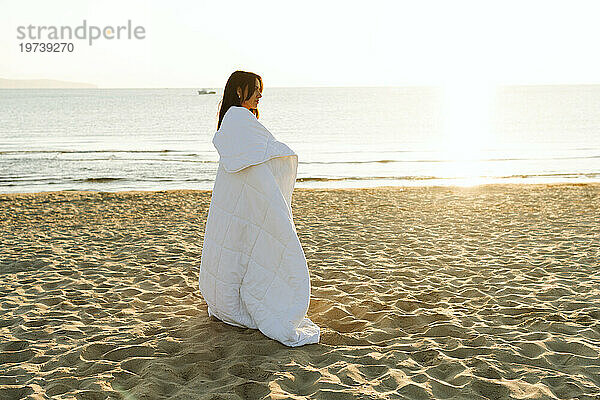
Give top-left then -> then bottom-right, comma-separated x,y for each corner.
198,89 -> 216,95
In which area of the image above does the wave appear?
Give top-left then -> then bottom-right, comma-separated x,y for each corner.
2,150 -> 598,165
300,155 -> 600,165
77,177 -> 125,183
0,149 -> 184,155
300,159 -> 399,165
498,172 -> 600,179
297,176 -> 439,182
37,158 -> 217,163
297,172 -> 600,182
73,177 -> 215,183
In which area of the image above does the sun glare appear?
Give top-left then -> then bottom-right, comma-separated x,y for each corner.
439,80 -> 495,186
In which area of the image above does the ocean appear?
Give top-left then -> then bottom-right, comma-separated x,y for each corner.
1,86 -> 599,193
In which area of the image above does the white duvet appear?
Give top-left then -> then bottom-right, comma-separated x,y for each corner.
198,106 -> 320,347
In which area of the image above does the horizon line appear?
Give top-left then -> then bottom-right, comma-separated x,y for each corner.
4,84 -> 600,90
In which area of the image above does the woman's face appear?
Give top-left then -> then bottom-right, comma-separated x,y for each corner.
238,78 -> 262,110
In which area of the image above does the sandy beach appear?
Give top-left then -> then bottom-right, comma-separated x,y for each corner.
1,183 -> 599,399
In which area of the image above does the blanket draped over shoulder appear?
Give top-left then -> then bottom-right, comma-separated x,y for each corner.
199,106 -> 320,347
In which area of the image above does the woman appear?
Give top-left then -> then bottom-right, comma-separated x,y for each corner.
198,71 -> 320,347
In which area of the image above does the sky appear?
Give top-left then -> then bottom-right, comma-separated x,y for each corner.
2,0 -> 600,88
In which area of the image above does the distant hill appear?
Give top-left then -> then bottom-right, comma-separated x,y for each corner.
0,78 -> 97,89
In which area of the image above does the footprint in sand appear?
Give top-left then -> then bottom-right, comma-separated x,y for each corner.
278,368 -> 322,396
227,362 -> 272,381
471,378 -> 511,399
234,381 -> 270,400
410,349 -> 441,366
80,343 -> 118,361
120,357 -> 152,375
102,345 -> 154,361
426,361 -> 466,383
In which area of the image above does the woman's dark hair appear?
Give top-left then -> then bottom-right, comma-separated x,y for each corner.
217,70 -> 263,130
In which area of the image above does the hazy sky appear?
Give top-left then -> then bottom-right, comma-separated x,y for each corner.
2,0 -> 600,88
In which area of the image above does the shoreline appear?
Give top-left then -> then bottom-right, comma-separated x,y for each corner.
1,181 -> 599,199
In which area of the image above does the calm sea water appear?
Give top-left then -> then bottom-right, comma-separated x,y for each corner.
1,86 -> 599,193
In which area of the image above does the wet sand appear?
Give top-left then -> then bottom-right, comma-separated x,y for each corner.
1,183 -> 599,399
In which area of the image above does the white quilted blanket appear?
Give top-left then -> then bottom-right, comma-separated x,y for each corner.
199,106 -> 320,347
